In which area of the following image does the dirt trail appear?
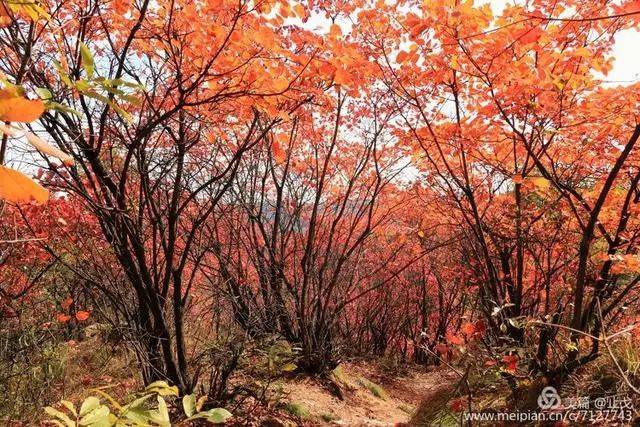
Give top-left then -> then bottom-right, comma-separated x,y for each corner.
278,362 -> 458,426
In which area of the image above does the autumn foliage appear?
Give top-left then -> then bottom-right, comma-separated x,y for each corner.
2,0 -> 640,422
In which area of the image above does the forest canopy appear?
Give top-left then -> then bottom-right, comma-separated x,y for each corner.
1,0 -> 640,425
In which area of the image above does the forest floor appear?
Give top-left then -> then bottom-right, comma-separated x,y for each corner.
27,334 -> 463,426
259,362 -> 460,426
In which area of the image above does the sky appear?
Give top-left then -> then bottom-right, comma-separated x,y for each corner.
607,29 -> 640,84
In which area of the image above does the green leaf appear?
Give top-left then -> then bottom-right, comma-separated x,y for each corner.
53,60 -> 72,87
79,405 -> 110,426
48,102 -> 81,116
119,94 -> 142,106
282,363 -> 297,372
190,408 -> 232,424
122,406 -> 152,425
88,388 -> 121,411
79,42 -> 95,77
182,394 -> 196,417
109,78 -> 145,90
0,78 -> 25,95
75,80 -> 91,92
79,396 -> 100,417
144,380 -> 178,396
157,396 -> 169,421
120,393 -> 154,414
205,408 -> 233,424
147,396 -> 171,427
44,406 -> 76,427
35,87 -> 53,101
107,100 -> 133,122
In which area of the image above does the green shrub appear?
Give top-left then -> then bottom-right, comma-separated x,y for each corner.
44,381 -> 233,426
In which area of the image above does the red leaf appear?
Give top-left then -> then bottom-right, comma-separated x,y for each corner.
449,398 -> 465,412
461,322 -> 476,336
61,297 -> 73,310
446,332 -> 464,346
75,310 -> 90,321
502,354 -> 518,373
56,313 -> 71,323
517,27 -> 543,45
474,320 -> 486,337
435,343 -> 449,354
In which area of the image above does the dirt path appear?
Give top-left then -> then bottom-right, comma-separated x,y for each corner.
277,362 -> 458,426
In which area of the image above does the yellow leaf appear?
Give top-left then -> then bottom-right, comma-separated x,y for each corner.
0,165 -> 49,204
272,76 -> 289,92
531,177 -> 550,189
293,3 -> 305,18
450,55 -> 459,70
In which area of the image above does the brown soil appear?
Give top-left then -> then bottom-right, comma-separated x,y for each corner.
274,362 -> 458,426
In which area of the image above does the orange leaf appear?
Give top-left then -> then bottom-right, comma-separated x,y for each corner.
272,134 -> 287,164
61,297 -> 73,310
0,166 -> 49,204
293,3 -> 306,18
396,50 -> 409,64
0,91 -> 45,122
56,313 -> 71,323
622,0 -> 640,14
334,68 -> 352,86
329,23 -> 342,38
75,310 -> 90,321
0,1 -> 11,27
517,27 -> 543,45
272,76 -> 289,93
531,176 -> 550,189
445,332 -> 463,346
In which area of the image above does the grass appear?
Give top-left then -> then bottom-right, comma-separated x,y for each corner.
398,403 -> 415,415
320,412 -> 339,422
331,364 -> 348,383
284,402 -> 310,419
357,376 -> 388,400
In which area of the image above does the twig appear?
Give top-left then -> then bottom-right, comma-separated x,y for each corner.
597,299 -> 640,394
